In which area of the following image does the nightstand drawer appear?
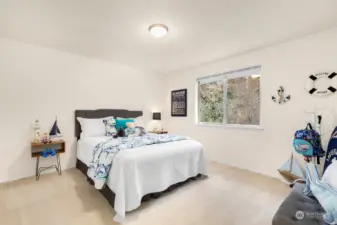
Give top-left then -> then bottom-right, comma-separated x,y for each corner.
31,141 -> 65,157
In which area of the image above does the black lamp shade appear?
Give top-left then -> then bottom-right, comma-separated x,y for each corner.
153,112 -> 161,120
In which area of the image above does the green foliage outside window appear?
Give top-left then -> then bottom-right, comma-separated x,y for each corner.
199,81 -> 224,123
198,75 -> 260,125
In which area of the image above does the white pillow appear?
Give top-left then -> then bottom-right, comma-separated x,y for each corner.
77,117 -> 112,138
322,161 -> 337,190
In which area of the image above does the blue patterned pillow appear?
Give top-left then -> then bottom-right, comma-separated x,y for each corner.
124,126 -> 147,137
125,127 -> 137,137
103,118 -> 117,136
136,126 -> 148,136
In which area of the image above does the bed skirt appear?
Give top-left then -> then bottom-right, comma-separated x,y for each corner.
76,159 -> 202,208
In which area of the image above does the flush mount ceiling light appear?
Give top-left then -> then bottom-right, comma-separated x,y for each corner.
148,24 -> 168,38
251,74 -> 261,79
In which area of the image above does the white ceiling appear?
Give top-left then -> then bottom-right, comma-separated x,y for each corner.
1,0 -> 337,74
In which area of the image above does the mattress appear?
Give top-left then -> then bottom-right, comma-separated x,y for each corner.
77,136 -> 207,221
77,136 -> 111,165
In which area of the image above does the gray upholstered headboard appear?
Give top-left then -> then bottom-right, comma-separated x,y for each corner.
74,109 -> 143,139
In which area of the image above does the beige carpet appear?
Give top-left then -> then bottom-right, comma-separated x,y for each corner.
0,162 -> 290,225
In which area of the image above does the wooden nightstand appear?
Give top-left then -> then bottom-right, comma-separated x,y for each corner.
31,140 -> 65,181
149,131 -> 168,134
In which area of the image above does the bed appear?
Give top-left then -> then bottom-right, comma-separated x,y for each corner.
75,109 -> 207,222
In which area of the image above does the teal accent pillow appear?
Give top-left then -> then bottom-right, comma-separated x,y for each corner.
311,179 -> 337,224
115,119 -> 134,130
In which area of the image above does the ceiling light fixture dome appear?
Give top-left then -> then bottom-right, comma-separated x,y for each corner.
251,74 -> 260,79
149,24 -> 168,38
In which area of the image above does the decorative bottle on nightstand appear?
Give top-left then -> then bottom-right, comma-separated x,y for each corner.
32,119 -> 41,143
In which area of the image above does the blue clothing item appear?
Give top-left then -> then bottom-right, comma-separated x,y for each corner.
115,119 -> 134,130
311,180 -> 337,225
42,149 -> 56,158
303,163 -> 337,224
324,126 -> 337,172
303,162 -> 321,197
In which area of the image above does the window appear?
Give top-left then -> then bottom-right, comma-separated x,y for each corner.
197,66 -> 261,127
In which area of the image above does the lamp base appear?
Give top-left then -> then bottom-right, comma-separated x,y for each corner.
153,122 -> 162,132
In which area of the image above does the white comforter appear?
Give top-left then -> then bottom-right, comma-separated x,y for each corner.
77,137 -> 207,222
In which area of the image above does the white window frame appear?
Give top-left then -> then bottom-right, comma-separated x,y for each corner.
196,66 -> 262,130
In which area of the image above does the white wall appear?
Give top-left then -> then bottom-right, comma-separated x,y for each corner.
165,27 -> 337,178
2,27 -> 337,183
0,38 -> 166,183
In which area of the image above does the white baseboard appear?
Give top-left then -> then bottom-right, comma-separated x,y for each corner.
0,164 -> 75,184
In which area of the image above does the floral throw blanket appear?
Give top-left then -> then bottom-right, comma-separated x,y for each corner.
87,134 -> 187,189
